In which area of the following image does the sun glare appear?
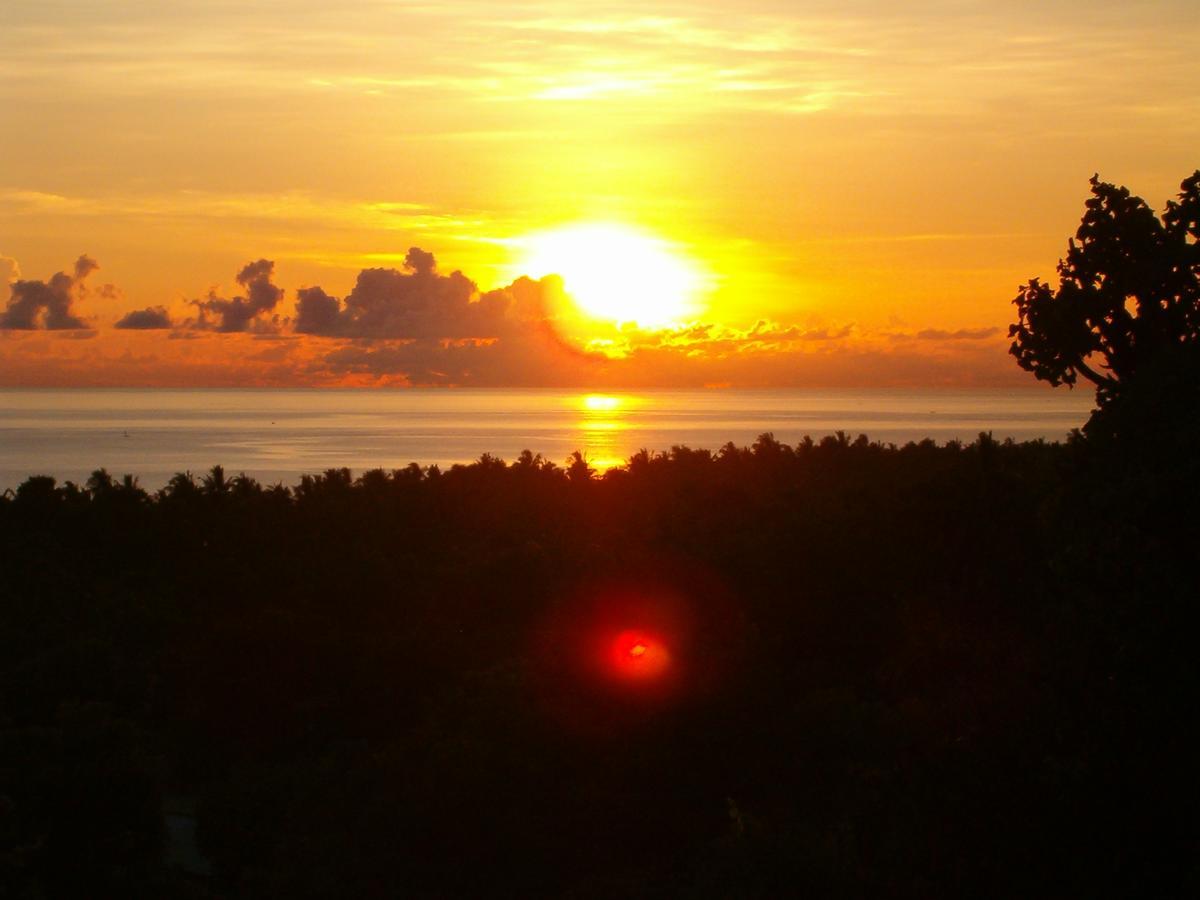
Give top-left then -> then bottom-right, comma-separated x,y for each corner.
582,394 -> 621,412
514,223 -> 704,327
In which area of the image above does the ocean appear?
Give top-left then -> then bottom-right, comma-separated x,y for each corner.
0,388 -> 1096,490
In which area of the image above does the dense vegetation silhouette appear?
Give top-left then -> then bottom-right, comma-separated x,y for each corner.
1,428 -> 1196,897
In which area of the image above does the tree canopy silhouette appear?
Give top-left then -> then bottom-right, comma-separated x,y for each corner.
1009,170 -> 1200,438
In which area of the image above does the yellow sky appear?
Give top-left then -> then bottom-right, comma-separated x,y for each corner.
1,1 -> 1197,386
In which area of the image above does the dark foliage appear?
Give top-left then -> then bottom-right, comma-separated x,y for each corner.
1,434 -> 1196,898
1010,170 -> 1200,442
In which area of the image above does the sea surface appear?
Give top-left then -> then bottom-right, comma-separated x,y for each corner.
0,388 -> 1095,490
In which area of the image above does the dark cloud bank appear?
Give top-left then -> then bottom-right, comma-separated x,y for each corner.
0,255 -> 97,330
139,246 -> 589,384
292,248 -> 587,385
294,247 -> 543,340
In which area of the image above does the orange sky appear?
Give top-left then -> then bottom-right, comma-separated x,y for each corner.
2,1 -> 1197,387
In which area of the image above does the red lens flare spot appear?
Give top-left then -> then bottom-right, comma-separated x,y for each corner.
610,630 -> 670,681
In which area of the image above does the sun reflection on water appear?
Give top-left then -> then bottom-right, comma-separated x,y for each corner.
575,394 -> 631,471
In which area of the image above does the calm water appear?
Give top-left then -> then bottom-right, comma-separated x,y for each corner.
0,388 -> 1094,490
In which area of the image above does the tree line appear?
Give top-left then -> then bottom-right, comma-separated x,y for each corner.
1,427 -> 1195,897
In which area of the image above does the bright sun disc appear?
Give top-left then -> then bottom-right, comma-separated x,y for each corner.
515,223 -> 703,327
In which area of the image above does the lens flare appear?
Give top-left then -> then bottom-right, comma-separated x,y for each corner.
610,629 -> 670,681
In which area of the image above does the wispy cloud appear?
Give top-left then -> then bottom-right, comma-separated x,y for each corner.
8,2 -> 1188,120
0,188 -> 495,250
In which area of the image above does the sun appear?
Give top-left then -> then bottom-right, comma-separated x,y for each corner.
513,223 -> 704,327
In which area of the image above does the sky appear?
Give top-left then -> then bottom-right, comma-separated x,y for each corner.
1,0 -> 1197,387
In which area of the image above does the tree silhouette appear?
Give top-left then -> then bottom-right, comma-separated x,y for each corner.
1009,170 -> 1200,437
566,450 -> 594,483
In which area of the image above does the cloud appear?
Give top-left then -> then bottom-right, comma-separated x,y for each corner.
614,318 -> 858,356
0,256 -> 20,284
292,249 -> 587,385
914,327 -> 1002,341
115,306 -> 172,329
191,259 -> 283,332
295,247 -> 529,340
287,246 -> 611,385
311,322 -> 593,387
0,254 -> 95,330
294,286 -> 340,335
